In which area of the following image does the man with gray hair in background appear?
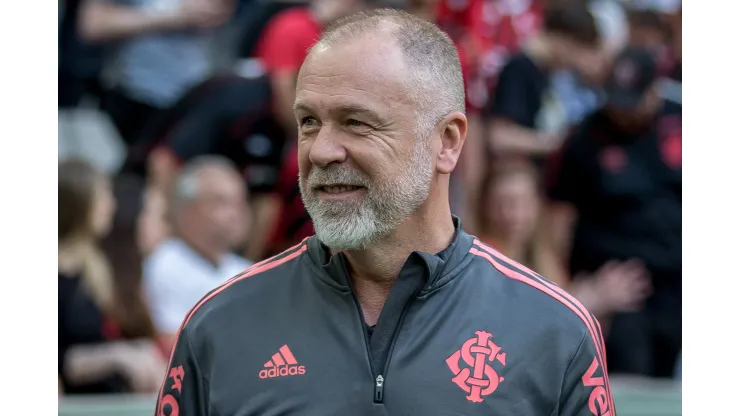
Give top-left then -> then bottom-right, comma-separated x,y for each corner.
155,9 -> 614,416
144,156 -> 251,351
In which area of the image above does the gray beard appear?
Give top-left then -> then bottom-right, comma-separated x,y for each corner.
299,138 -> 434,250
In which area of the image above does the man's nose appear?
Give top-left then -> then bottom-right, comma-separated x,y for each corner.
308,126 -> 348,168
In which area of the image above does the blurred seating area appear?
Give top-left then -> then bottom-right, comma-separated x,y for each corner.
58,0 -> 681,413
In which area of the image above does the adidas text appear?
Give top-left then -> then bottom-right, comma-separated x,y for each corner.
259,365 -> 306,379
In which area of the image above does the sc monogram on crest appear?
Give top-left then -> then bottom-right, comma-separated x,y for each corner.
446,330 -> 507,403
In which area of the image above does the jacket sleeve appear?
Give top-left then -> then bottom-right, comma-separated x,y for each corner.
154,325 -> 208,416
558,330 -> 616,416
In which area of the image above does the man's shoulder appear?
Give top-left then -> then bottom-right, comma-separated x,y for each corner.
466,239 -> 595,336
182,241 -> 310,331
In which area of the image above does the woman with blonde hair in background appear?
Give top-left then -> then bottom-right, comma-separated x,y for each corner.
477,160 -> 652,322
58,160 -> 165,394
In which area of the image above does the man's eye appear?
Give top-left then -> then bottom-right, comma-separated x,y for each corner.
348,119 -> 367,128
301,117 -> 319,127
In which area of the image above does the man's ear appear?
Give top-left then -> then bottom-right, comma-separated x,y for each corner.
436,112 -> 467,175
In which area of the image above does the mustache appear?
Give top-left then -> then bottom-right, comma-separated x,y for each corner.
305,165 -> 371,189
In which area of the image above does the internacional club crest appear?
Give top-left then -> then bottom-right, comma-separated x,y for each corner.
446,330 -> 507,403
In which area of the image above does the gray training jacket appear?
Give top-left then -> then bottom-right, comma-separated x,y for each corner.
155,217 -> 615,416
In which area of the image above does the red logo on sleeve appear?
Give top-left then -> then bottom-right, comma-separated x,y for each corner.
582,357 -> 612,416
158,365 -> 185,416
445,330 -> 507,403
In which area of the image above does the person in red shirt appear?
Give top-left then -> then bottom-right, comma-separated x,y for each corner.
253,0 -> 376,258
254,0 -> 374,131
436,0 -> 544,111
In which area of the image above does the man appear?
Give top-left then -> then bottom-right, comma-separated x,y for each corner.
486,0 -> 603,160
144,156 -> 251,350
79,0 -> 235,144
155,10 -> 614,415
123,73 -> 286,261
547,46 -> 681,378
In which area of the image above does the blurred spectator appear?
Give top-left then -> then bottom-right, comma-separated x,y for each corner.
477,161 -> 567,284
59,160 -> 165,394
235,0 -> 309,60
477,161 -> 651,317
125,73 -> 286,261
102,174 -> 172,353
485,0 -> 602,162
79,0 -> 237,144
547,46 -> 681,377
144,157 -> 252,349
546,0 -> 628,144
437,0 -> 544,111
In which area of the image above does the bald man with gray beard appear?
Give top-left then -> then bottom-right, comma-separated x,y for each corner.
155,9 -> 615,416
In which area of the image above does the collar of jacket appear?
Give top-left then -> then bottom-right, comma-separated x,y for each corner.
306,215 -> 474,293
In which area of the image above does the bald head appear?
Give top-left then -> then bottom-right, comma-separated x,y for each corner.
173,156 -> 244,210
306,8 -> 465,136
173,156 -> 249,250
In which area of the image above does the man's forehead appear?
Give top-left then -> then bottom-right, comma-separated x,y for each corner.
296,34 -> 411,108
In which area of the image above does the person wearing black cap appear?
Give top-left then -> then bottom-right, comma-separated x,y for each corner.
547,46 -> 681,378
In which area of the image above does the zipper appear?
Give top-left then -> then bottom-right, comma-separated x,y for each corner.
374,375 -> 385,402
340,254 -> 428,405
349,287 -> 388,404
341,256 -> 381,402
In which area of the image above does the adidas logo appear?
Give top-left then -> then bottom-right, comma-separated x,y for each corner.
258,345 -> 306,379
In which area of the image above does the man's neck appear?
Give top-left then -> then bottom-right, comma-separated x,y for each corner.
340,198 -> 456,325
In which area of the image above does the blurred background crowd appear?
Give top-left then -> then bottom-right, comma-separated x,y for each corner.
58,0 -> 681,398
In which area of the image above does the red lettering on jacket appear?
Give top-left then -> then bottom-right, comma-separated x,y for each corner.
581,357 -> 611,416
157,365 -> 185,416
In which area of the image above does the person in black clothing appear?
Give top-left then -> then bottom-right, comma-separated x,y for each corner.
124,73 -> 288,260
78,0 -> 236,145
58,160 -> 165,394
155,10 -> 615,415
486,0 -> 604,163
548,46 -> 681,378
59,0 -> 105,107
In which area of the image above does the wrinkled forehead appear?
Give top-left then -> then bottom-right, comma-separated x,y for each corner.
295,37 -> 415,114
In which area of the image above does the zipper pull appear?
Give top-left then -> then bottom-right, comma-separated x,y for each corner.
374,374 -> 385,403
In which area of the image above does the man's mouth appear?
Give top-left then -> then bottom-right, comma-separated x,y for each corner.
316,184 -> 365,194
